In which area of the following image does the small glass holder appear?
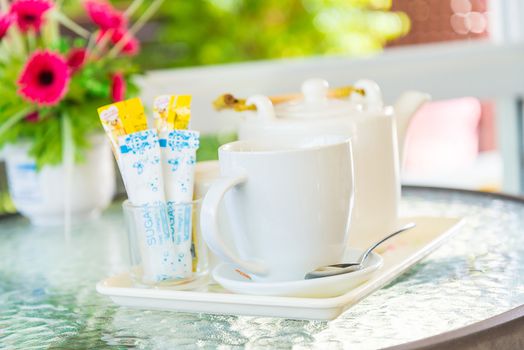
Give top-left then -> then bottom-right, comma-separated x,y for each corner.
123,199 -> 208,288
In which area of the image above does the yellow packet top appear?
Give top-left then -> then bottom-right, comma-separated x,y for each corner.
171,95 -> 192,130
120,97 -> 148,134
153,95 -> 171,132
97,101 -> 127,154
98,98 -> 149,158
98,98 -> 148,134
153,94 -> 192,131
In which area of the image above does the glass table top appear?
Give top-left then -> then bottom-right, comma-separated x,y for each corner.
1,187 -> 524,349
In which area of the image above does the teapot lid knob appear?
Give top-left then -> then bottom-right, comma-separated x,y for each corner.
301,78 -> 329,103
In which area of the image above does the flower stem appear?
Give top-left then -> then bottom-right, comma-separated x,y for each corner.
52,10 -> 90,39
42,10 -> 60,47
0,107 -> 34,139
86,32 -> 96,53
125,0 -> 144,17
0,50 -> 7,63
61,112 -> 74,241
0,0 -> 8,12
9,26 -> 27,58
27,29 -> 36,52
91,29 -> 113,59
0,41 -> 11,61
129,0 -> 164,35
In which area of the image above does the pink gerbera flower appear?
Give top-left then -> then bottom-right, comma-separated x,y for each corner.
10,0 -> 53,33
0,13 -> 13,40
97,27 -> 139,56
66,48 -> 88,74
84,0 -> 127,31
17,50 -> 70,106
111,72 -> 125,102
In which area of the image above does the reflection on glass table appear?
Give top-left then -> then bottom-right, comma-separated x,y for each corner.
0,187 -> 523,349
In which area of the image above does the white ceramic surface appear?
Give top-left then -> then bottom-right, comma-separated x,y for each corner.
4,135 -> 115,226
212,249 -> 382,298
200,135 -> 354,282
238,79 -> 430,249
97,216 -> 464,320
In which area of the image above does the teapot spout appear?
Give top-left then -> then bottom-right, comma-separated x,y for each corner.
394,91 -> 431,163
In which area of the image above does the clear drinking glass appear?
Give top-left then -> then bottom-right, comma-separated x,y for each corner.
123,199 -> 208,287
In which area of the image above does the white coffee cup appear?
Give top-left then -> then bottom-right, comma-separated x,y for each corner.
200,135 -> 354,282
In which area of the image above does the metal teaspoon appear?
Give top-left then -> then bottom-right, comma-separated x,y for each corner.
304,222 -> 416,280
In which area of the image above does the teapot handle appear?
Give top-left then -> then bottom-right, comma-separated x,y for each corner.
246,95 -> 276,121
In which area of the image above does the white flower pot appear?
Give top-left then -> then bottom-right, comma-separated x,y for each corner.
4,135 -> 116,226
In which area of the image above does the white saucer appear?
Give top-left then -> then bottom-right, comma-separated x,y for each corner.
212,248 -> 383,298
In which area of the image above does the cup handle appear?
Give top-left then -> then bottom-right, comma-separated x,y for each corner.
200,174 -> 269,276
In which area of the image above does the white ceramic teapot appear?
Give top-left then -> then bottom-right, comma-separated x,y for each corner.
238,78 -> 430,248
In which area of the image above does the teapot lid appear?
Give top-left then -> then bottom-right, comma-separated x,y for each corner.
274,79 -> 383,119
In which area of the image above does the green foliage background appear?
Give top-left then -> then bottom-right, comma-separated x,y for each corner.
66,0 -> 409,70
146,0 -> 408,69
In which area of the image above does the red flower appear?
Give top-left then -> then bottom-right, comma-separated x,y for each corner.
111,72 -> 125,102
25,111 -> 39,123
111,28 -> 139,55
66,48 -> 88,73
0,13 -> 13,40
17,50 -> 70,106
97,27 -> 139,56
84,0 -> 126,31
10,0 -> 53,33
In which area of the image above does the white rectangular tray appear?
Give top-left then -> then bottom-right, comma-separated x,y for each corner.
97,216 -> 463,320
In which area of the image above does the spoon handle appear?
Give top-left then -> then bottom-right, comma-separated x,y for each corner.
357,222 -> 416,265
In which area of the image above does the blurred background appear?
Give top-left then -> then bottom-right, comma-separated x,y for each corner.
1,0 -> 523,215
72,0 -> 489,69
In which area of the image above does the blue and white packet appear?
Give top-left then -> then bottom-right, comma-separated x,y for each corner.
119,129 -> 179,283
159,129 -> 200,278
118,129 -> 165,205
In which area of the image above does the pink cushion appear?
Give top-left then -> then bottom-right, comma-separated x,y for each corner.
403,97 -> 481,174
